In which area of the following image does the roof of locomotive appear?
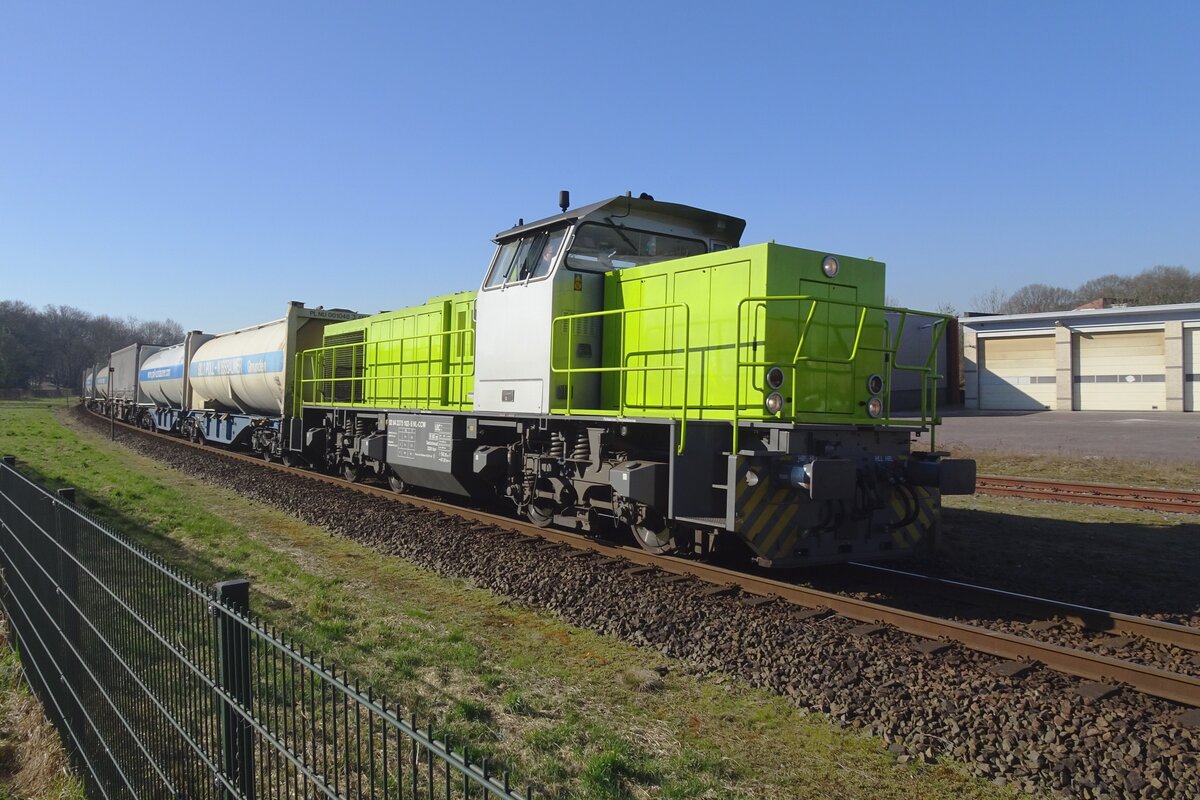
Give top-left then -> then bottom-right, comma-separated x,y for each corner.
493,195 -> 747,245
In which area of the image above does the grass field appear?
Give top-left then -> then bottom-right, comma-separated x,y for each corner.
950,445 -> 1200,492
0,399 -> 1033,799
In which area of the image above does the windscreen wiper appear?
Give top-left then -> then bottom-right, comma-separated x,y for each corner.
603,217 -> 638,252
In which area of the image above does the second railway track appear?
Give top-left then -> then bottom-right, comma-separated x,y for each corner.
976,475 -> 1200,514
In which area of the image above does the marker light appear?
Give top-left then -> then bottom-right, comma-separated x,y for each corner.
765,392 -> 785,415
866,397 -> 884,418
866,374 -> 884,395
822,255 -> 840,278
766,366 -> 785,389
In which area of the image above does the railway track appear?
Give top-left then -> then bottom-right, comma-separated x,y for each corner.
976,475 -> 1200,514
85,409 -> 1200,709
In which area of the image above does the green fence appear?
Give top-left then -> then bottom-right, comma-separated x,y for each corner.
0,456 -> 534,799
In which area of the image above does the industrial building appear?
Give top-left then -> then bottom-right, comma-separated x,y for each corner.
960,303 -> 1200,412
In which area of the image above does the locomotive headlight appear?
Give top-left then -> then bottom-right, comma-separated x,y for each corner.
821,255 -> 840,278
866,373 -> 884,395
766,366 -> 785,389
765,392 -> 785,415
866,397 -> 884,418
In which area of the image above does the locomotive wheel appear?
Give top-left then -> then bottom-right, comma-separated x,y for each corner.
281,453 -> 299,468
628,507 -> 679,555
342,463 -> 362,483
387,471 -> 406,494
526,500 -> 557,528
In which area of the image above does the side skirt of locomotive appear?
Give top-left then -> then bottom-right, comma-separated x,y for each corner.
294,407 -> 975,568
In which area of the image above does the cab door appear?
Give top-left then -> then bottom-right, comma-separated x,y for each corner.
473,227 -> 569,414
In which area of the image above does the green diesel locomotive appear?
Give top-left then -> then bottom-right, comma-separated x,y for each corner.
291,193 -> 975,567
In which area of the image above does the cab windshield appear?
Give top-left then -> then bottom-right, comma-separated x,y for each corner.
565,222 -> 706,272
484,227 -> 567,288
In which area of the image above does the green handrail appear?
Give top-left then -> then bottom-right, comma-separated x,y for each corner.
549,303 -> 692,454
294,325 -> 476,413
732,295 -> 952,451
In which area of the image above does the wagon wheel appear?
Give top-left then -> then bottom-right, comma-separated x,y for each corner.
627,505 -> 680,556
387,471 -> 406,494
342,463 -> 362,483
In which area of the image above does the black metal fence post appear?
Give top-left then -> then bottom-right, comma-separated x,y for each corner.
213,579 -> 255,800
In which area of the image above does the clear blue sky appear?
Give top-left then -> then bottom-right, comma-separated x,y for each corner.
2,2 -> 1197,333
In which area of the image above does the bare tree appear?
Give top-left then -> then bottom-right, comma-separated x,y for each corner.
0,302 -> 185,389
1073,273 -> 1136,305
1000,283 -> 1077,314
134,318 -> 184,345
0,301 -> 41,388
934,301 -> 958,317
968,287 -> 1009,314
1130,265 -> 1199,306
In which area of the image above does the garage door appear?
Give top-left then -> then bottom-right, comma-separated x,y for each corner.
1074,331 -> 1165,411
979,336 -> 1056,410
1186,328 -> 1199,412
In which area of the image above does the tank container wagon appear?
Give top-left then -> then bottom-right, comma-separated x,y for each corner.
134,303 -> 361,450
291,193 -> 976,567
90,361 -> 110,409
97,343 -> 168,424
80,367 -> 95,405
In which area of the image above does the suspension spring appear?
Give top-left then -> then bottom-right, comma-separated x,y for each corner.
570,431 -> 590,461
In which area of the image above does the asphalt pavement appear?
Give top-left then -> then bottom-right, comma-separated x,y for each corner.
931,410 -> 1200,464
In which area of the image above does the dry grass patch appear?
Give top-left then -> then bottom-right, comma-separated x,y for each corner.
0,616 -> 85,800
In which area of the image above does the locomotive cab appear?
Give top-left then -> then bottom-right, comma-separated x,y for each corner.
472,194 -> 744,414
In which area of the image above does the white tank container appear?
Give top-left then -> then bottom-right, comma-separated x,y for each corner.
82,368 -> 94,398
189,319 -> 288,415
93,362 -> 110,399
139,343 -> 187,406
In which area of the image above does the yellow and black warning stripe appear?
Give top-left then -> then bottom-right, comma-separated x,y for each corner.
735,457 -> 805,561
734,456 -> 941,561
889,486 -> 939,548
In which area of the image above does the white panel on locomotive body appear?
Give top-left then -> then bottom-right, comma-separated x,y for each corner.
472,192 -> 744,415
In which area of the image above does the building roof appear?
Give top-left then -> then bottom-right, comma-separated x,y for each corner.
959,302 -> 1200,330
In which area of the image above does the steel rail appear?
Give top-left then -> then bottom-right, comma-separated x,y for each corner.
976,475 -> 1200,515
85,408 -> 1200,707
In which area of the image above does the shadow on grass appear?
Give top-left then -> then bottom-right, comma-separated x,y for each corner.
932,506 -> 1200,619
12,460 -> 240,594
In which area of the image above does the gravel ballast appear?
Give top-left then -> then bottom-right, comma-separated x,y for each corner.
80,412 -> 1200,799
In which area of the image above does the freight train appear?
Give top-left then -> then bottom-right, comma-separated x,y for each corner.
82,192 -> 975,567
